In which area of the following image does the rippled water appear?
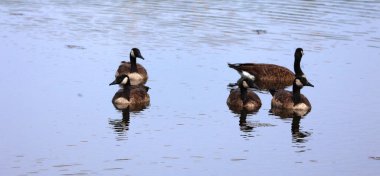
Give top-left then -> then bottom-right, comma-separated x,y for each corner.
1,1 -> 380,175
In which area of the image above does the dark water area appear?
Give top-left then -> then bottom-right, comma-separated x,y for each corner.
1,1 -> 380,175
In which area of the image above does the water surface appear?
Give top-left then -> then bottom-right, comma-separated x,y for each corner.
1,1 -> 380,175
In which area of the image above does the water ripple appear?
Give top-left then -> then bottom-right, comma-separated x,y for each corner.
1,0 -> 379,49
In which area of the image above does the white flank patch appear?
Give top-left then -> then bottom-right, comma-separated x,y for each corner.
130,50 -> 135,58
121,77 -> 129,85
115,97 -> 130,105
293,103 -> 308,110
128,73 -> 143,85
241,71 -> 255,81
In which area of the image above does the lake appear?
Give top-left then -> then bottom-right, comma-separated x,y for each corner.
1,1 -> 380,175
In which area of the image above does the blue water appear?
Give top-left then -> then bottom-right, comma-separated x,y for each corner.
1,1 -> 380,175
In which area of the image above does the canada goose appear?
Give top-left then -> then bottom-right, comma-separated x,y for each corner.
269,76 -> 314,113
109,74 -> 150,110
227,78 -> 262,112
115,48 -> 148,86
228,48 -> 310,89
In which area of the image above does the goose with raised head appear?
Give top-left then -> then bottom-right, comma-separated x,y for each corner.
269,76 -> 313,114
228,48 -> 310,89
227,78 -> 262,112
109,74 -> 150,110
115,48 -> 148,86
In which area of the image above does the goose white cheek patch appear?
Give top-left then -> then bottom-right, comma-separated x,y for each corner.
295,79 -> 303,87
130,50 -> 135,57
242,81 -> 249,88
121,77 -> 129,85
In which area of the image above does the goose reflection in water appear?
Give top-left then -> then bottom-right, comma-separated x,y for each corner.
238,109 -> 256,133
270,108 -> 311,149
230,109 -> 275,139
109,107 -> 131,134
108,74 -> 150,138
108,103 -> 150,140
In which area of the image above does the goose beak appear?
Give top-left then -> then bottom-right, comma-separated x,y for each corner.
138,54 -> 145,60
109,80 -> 117,86
305,81 -> 314,87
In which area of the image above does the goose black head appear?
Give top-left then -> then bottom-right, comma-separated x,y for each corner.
109,74 -> 130,86
294,76 -> 314,88
295,48 -> 304,58
300,75 -> 314,87
130,48 -> 145,60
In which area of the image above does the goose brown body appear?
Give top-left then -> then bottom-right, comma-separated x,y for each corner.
110,74 -> 150,110
270,77 -> 313,115
112,86 -> 150,110
227,88 -> 262,112
270,106 -> 310,118
116,61 -> 148,85
271,89 -> 311,110
229,63 -> 295,85
228,48 -> 307,89
115,48 -> 148,86
227,79 -> 262,112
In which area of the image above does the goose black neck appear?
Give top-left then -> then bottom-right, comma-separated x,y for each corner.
292,84 -> 301,104
294,55 -> 304,76
240,87 -> 248,104
123,83 -> 132,100
130,55 -> 137,72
